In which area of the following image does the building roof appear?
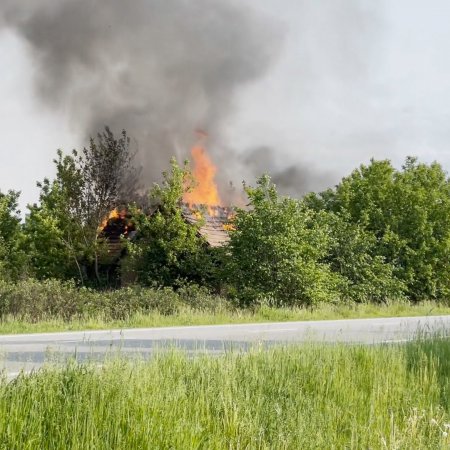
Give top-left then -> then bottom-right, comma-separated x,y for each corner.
181,204 -> 232,247
99,205 -> 233,265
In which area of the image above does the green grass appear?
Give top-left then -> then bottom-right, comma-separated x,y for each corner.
2,338 -> 450,448
0,301 -> 449,335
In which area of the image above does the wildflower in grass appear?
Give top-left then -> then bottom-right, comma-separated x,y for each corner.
430,418 -> 450,439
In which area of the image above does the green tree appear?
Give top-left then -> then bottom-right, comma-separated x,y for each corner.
24,150 -> 86,281
0,190 -> 27,280
126,159 -> 212,287
76,127 -> 140,232
322,213 -> 406,303
75,127 -> 140,282
310,157 -> 450,300
225,175 -> 341,307
24,128 -> 139,284
389,158 -> 450,299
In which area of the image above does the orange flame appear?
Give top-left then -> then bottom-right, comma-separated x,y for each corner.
222,223 -> 235,231
99,208 -> 126,230
184,139 -> 222,211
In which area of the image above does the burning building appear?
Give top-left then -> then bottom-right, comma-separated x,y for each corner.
182,134 -> 233,247
182,204 -> 232,248
98,142 -> 234,285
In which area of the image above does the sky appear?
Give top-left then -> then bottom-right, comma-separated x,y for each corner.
1,0 -> 450,211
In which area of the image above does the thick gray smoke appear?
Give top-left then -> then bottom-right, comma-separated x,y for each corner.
243,146 -> 333,197
0,0 -> 282,198
4,1 -> 445,205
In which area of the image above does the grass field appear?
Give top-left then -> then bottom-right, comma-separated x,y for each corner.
1,338 -> 450,449
0,301 -> 448,335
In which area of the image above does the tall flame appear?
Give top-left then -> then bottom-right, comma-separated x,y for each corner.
184,137 -> 222,208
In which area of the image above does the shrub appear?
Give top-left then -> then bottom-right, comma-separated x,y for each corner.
176,283 -> 229,312
225,176 -> 341,307
323,214 -> 406,303
0,279 -> 83,321
0,279 -> 225,322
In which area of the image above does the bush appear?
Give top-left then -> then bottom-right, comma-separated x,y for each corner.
176,283 -> 229,312
225,176 -> 341,307
0,279 -> 226,322
94,286 -> 182,319
323,214 -> 406,303
0,279 -> 83,321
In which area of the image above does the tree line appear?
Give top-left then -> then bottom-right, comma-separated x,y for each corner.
2,128 -> 450,306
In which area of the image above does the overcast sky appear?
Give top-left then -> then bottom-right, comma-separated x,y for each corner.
2,0 -> 450,210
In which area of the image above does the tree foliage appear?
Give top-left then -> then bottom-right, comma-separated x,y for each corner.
126,159 -> 212,287
309,157 -> 450,300
24,151 -> 85,281
322,213 -> 406,303
12,143 -> 450,306
225,175 -> 341,306
0,191 -> 27,280
76,127 -> 141,231
24,128 -> 139,284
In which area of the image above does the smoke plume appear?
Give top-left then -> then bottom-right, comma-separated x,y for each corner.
0,0 -> 281,195
242,146 -> 333,197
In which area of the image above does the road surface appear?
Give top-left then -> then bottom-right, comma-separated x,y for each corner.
1,315 -> 449,376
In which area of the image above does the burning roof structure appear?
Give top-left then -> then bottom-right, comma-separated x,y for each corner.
98,201 -> 232,286
98,138 -> 235,280
98,209 -> 136,264
180,132 -> 234,247
181,204 -> 232,248
100,204 -> 232,254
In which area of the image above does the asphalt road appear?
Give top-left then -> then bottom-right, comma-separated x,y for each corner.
1,315 -> 449,376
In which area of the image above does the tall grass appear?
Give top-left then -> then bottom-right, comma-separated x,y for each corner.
0,279 -> 449,335
0,301 -> 449,335
1,339 -> 450,448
